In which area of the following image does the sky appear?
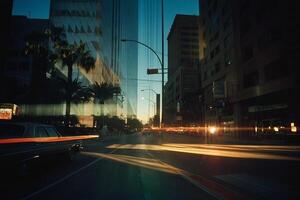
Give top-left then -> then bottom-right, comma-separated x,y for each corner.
12,0 -> 199,123
13,0 -> 50,19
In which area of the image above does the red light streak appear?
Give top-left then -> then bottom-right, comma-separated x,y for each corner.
0,135 -> 99,144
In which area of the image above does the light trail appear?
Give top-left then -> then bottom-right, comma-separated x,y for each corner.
82,151 -> 244,199
143,126 -> 298,133
106,144 -> 300,161
0,135 -> 99,144
81,152 -> 181,175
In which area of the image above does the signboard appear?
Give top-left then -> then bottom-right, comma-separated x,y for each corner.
0,108 -> 13,120
147,68 -> 159,75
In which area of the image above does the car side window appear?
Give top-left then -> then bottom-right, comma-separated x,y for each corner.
45,127 -> 59,137
35,127 -> 49,137
0,124 -> 25,139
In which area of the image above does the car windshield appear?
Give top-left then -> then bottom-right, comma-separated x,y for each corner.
0,124 -> 25,139
1,0 -> 300,199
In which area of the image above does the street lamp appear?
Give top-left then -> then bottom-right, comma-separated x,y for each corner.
122,39 -> 164,127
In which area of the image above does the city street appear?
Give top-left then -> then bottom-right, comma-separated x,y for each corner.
2,133 -> 300,200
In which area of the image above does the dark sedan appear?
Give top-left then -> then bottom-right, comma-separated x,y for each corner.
0,122 -> 85,175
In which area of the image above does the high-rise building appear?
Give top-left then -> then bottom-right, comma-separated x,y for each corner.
50,0 -> 138,118
199,0 -> 300,133
0,16 -> 49,103
50,0 -> 116,86
198,0 -> 238,129
164,14 -> 201,125
101,0 -> 139,118
167,15 -> 200,80
233,1 -> 300,131
0,0 -> 13,72
98,0 -> 139,118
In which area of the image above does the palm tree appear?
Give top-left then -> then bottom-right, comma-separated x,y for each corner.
89,82 -> 121,126
25,30 -> 53,101
52,38 -> 95,126
58,78 -> 92,104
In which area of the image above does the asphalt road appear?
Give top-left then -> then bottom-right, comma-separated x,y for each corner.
2,133 -> 300,200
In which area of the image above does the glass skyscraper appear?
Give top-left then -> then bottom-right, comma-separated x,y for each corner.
50,0 -> 138,118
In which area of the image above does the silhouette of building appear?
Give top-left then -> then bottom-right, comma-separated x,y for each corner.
199,0 -> 300,133
164,15 -> 201,125
0,0 -> 13,73
0,16 -> 49,103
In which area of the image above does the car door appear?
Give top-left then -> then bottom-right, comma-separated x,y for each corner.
45,126 -> 66,154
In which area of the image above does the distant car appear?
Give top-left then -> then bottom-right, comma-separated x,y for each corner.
0,122 -> 82,175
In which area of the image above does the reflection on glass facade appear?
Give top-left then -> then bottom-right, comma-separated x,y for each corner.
101,0 -> 139,118
50,0 -> 138,118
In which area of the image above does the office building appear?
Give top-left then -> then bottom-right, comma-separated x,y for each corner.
1,16 -> 49,103
50,0 -> 138,119
233,1 -> 300,131
198,0 -> 238,129
164,14 -> 201,125
199,0 -> 300,133
0,0 -> 13,102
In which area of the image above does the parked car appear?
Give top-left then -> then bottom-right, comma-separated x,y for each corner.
0,122 -> 82,175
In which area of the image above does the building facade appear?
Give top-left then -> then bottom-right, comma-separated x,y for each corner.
199,0 -> 300,133
198,0 -> 238,130
0,0 -> 13,76
1,16 -> 50,103
50,0 -> 138,119
0,0 -> 13,102
164,15 -> 201,125
233,0 -> 300,132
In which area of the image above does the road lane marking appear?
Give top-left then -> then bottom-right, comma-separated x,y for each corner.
21,147 -> 119,200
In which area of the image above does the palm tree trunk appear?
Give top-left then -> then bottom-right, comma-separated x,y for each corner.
101,103 -> 105,128
101,103 -> 104,116
65,64 -> 73,127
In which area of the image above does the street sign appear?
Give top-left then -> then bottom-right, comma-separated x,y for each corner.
147,68 -> 159,75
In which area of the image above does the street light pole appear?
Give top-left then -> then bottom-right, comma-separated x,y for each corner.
161,0 -> 165,127
121,39 -> 163,127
